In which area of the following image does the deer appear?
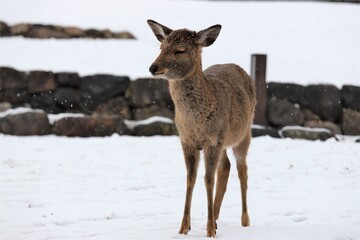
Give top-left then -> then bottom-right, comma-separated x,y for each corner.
147,19 -> 256,238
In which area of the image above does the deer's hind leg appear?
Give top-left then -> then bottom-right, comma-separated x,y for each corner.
233,132 -> 251,227
214,150 -> 231,223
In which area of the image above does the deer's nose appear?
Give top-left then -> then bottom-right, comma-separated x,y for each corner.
149,65 -> 159,75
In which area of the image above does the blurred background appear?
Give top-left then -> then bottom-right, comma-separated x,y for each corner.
0,0 -> 359,138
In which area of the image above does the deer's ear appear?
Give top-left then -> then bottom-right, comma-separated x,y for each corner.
196,24 -> 221,47
147,19 -> 173,43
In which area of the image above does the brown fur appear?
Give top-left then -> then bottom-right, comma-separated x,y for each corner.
147,20 -> 256,238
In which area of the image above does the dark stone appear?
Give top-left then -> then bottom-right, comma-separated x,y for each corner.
132,121 -> 178,136
27,71 -> 57,94
54,72 -> 81,87
81,74 -> 130,111
112,31 -> 136,39
341,109 -> 360,136
127,78 -> 173,108
52,116 -> 129,137
63,27 -> 86,38
356,138 -> 360,143
10,23 -> 31,36
302,109 -> 320,122
0,112 -> 51,135
92,97 -> 130,119
341,85 -> 360,112
304,120 -> 341,135
300,85 -> 341,122
101,29 -> 113,38
54,88 -> 82,109
267,82 -> 305,103
30,93 -> 62,113
267,97 -> 304,127
0,102 -> 11,112
133,104 -> 174,120
85,29 -> 105,38
280,127 -> 333,141
251,127 -> 281,138
0,21 -> 11,36
6,22 -> 136,39
26,24 -> 69,39
0,67 -> 28,104
52,117 -> 90,137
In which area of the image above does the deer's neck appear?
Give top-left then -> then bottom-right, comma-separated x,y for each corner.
170,66 -> 204,93
170,64 -> 206,88
168,66 -> 212,113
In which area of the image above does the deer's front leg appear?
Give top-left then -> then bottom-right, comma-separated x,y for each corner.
179,143 -> 200,235
204,144 -> 222,238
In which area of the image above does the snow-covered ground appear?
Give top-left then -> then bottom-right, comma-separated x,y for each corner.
0,0 -> 360,86
0,134 -> 359,240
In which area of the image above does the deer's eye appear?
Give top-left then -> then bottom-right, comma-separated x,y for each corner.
174,49 -> 186,55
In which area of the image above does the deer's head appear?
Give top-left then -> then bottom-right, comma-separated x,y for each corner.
147,20 -> 221,81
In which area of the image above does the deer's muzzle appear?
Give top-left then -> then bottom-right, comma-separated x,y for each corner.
149,64 -> 159,75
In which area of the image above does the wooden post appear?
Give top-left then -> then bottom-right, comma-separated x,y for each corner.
251,54 -> 267,126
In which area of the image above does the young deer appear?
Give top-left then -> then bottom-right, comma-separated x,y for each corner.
147,20 -> 256,238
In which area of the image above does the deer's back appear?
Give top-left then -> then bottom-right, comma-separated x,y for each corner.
204,64 -> 256,145
204,63 -> 255,103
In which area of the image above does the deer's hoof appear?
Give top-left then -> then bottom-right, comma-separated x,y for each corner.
207,220 -> 216,238
242,213 -> 250,227
179,224 -> 191,235
207,227 -> 216,238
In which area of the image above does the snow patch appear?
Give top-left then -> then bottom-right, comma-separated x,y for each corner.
280,125 -> 331,133
124,116 -> 173,129
0,107 -> 44,118
0,107 -> 87,125
48,113 -> 86,124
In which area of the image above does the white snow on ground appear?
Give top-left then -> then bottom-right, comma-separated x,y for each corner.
0,0 -> 360,86
0,135 -> 359,240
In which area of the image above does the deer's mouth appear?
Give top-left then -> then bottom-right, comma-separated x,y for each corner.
153,71 -> 165,76
152,69 -> 168,79
153,72 -> 168,80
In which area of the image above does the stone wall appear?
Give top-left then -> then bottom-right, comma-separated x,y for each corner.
0,66 -> 359,139
266,83 -> 360,136
0,21 -> 135,39
0,67 -> 176,137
